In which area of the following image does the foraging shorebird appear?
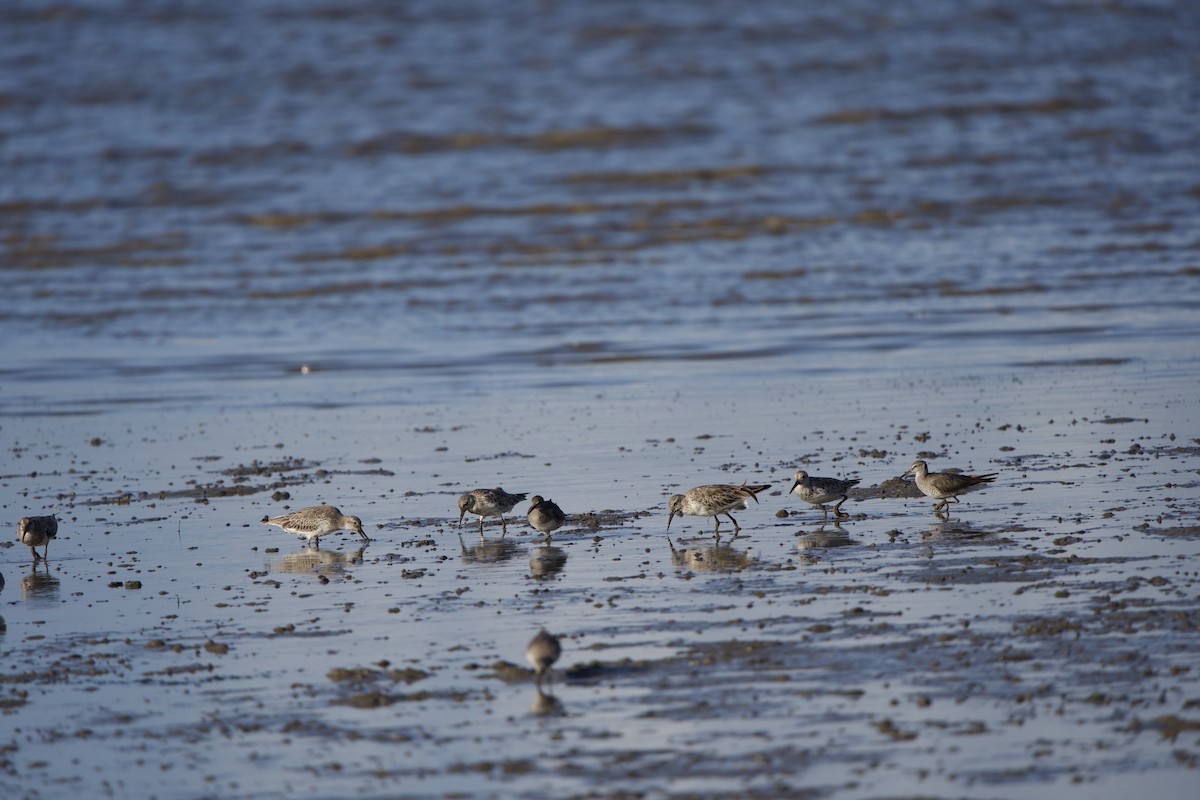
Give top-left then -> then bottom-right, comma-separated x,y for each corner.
787,470 -> 860,519
261,505 -> 369,547
526,628 -> 562,689
17,515 -> 58,561
667,482 -> 771,537
457,488 -> 526,537
527,496 -> 566,540
900,460 -> 997,515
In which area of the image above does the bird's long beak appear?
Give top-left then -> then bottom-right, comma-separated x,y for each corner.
667,510 -> 676,531
787,480 -> 798,495
458,509 -> 466,526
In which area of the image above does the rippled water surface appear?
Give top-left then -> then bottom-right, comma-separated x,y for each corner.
2,1 -> 1199,798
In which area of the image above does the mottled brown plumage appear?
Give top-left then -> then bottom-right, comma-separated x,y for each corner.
787,470 -> 860,519
261,505 -> 369,546
667,482 -> 771,536
457,488 -> 527,536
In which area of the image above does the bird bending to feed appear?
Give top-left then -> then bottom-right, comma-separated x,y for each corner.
17,515 -> 58,561
526,628 -> 562,689
527,495 -> 566,539
788,470 -> 860,519
667,482 -> 771,537
458,488 -> 527,537
900,460 -> 997,515
261,505 -> 369,547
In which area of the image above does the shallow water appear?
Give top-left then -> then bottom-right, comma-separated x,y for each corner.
2,1 -> 1200,798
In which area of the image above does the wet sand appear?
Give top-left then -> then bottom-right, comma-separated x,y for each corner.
2,1 -> 1199,798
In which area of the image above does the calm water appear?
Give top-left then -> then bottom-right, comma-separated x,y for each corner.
2,1 -> 1199,798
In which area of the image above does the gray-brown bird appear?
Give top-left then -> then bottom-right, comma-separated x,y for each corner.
667,482 -> 771,537
261,505 -> 369,547
17,515 -> 58,561
457,488 -> 526,537
901,460 -> 997,515
526,628 -> 562,689
787,470 -> 860,519
527,496 -> 566,540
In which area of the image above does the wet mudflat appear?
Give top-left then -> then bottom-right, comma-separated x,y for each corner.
2,1 -> 1200,798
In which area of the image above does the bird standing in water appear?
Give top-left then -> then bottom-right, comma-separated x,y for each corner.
787,470 -> 860,519
261,505 -> 369,547
17,515 -> 58,561
457,488 -> 527,537
667,482 -> 771,538
526,628 -> 562,690
900,460 -> 997,516
527,495 -> 566,540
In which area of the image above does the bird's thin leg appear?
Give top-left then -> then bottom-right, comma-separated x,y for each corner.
725,513 -> 740,530
821,504 -> 829,520
713,516 -> 722,533
30,546 -> 40,561
834,496 -> 849,518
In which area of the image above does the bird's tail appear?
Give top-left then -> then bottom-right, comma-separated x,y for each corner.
738,483 -> 772,503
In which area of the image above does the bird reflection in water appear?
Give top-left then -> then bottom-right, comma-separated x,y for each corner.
529,546 -> 567,580
20,560 -> 60,602
920,519 -> 994,542
667,537 -> 754,572
530,687 -> 565,716
457,533 -> 520,565
795,522 -> 857,565
795,522 -> 857,551
273,546 -> 366,578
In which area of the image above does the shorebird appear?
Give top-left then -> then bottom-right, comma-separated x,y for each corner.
457,488 -> 526,537
261,505 -> 369,547
17,515 -> 58,561
900,460 -> 997,515
526,628 -> 562,689
527,495 -> 566,540
787,470 -> 860,519
667,482 -> 771,537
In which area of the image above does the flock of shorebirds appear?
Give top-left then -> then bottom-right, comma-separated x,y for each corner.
14,459 -> 998,560
14,459 -> 995,693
